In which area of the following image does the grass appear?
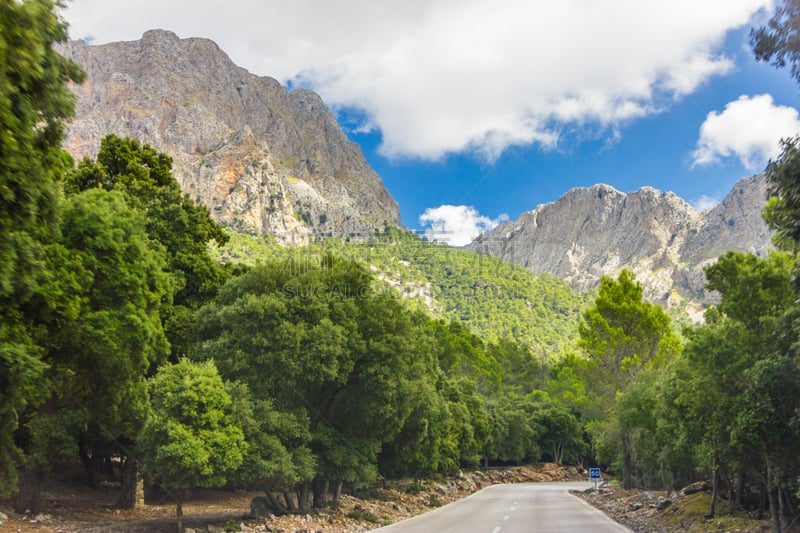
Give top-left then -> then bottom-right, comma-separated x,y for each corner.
654,493 -> 767,532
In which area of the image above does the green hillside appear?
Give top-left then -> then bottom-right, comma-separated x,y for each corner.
211,228 -> 591,358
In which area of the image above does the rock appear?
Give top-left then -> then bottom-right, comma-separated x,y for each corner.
679,480 -> 711,496
469,176 -> 772,309
31,513 -> 53,523
655,498 -> 672,510
57,30 -> 401,245
250,496 -> 272,518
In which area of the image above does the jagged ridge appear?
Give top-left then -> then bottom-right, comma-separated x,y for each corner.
469,175 -> 772,311
58,29 -> 401,245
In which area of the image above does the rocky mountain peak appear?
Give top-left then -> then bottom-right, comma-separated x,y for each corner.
58,30 -> 401,244
470,176 -> 772,311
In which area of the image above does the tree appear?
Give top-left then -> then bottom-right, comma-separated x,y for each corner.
0,0 -> 84,496
578,270 -> 680,488
752,0 -> 800,86
68,135 -> 230,358
140,359 -> 246,533
14,189 -> 172,513
531,397 -> 584,466
484,395 -> 540,465
761,137 -> 800,255
193,254 -> 442,509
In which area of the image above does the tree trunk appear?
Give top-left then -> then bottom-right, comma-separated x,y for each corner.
282,489 -> 297,511
621,431 -> 633,489
332,481 -> 343,506
298,481 -> 310,510
778,487 -> 787,532
313,478 -> 329,508
176,494 -> 184,533
116,457 -> 144,509
14,465 -> 43,514
765,451 -> 782,533
78,439 -> 96,488
264,490 -> 288,515
736,469 -> 744,510
708,467 -> 718,519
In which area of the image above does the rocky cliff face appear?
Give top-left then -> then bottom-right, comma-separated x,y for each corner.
469,175 -> 772,309
58,30 -> 401,245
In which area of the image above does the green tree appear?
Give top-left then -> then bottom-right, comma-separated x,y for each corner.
0,0 -> 84,496
702,252 -> 796,527
761,137 -> 800,254
531,397 -> 584,466
484,395 -> 540,465
578,270 -> 680,488
14,189 -> 171,513
752,0 -> 800,86
140,359 -> 246,533
68,135 -> 229,357
193,254 -> 442,509
225,381 -> 314,514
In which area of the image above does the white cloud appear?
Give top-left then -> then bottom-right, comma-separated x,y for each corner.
692,194 -> 721,211
692,94 -> 800,170
62,0 -> 772,161
419,205 -> 506,246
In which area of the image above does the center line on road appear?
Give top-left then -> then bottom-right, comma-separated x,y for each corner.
492,527 -> 502,533
503,515 -> 510,521
509,506 -> 516,511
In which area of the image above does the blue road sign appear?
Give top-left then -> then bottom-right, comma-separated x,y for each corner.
589,468 -> 601,480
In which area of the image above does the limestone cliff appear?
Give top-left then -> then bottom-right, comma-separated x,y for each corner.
58,30 -> 401,244
469,175 -> 772,309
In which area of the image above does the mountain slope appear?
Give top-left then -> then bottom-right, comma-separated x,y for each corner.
58,29 -> 400,244
469,175 -> 772,309
211,230 -> 592,354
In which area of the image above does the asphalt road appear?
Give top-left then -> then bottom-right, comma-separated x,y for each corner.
373,482 -> 631,533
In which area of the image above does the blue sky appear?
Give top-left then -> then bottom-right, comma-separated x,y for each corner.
355,32 -> 800,240
63,1 -> 800,245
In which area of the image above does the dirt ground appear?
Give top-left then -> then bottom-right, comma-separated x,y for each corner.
0,464 -> 581,532
576,484 -> 775,532
2,465 -> 776,532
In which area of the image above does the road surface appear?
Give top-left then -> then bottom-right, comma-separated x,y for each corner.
373,482 -> 631,533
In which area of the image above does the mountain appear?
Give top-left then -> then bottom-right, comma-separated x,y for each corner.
57,29 -> 401,245
212,229 -> 593,354
468,175 -> 772,313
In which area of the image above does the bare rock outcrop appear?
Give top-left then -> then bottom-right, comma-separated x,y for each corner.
58,29 -> 400,245
469,175 -> 772,309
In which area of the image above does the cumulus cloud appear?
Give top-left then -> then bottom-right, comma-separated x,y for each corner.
692,195 -> 721,211
692,94 -> 800,170
419,205 -> 507,246
62,0 -> 770,161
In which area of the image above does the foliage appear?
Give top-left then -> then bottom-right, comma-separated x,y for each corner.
0,0 -> 84,496
45,189 -> 171,443
752,0 -> 800,86
762,137 -> 800,254
579,270 -> 679,404
211,228 -> 591,355
68,134 -> 230,357
578,270 -> 680,488
140,359 -> 246,531
192,256 -> 448,503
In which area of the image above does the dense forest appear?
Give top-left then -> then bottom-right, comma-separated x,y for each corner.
4,1 -> 800,532
213,227 -> 593,356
